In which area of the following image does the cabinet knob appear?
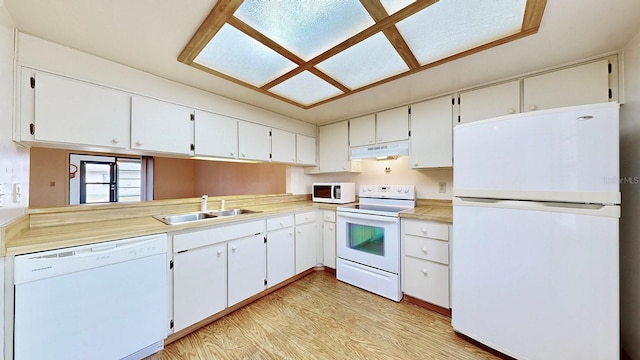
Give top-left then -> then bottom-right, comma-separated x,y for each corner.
421,228 -> 428,234
289,232 -> 293,236
241,153 -> 246,157
231,245 -> 237,251
369,138 -> 373,143
507,108 -> 515,114
330,225 -> 334,230
135,141 -> 143,146
422,269 -> 428,275
230,152 -> 235,156
378,137 -> 383,142
529,105 -> 538,111
112,138 -> 120,144
421,247 -> 428,254
217,249 -> 223,255
279,222 -> 284,226
342,166 -> 347,170
297,229 -> 302,234
414,162 -> 419,167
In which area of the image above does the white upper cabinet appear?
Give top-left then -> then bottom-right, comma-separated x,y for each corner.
523,59 -> 609,112
31,72 -> 130,149
458,80 -> 521,125
410,96 -> 454,168
376,106 -> 409,143
194,110 -> 238,159
131,96 -> 193,155
296,134 -> 317,166
271,128 -> 296,164
318,121 -> 361,173
349,114 -> 376,147
238,121 -> 272,162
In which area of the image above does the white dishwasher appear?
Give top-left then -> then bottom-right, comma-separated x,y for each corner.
14,233 -> 168,360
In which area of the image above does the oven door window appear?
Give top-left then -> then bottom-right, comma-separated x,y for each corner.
348,223 -> 385,256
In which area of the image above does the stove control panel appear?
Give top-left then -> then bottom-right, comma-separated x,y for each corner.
359,185 -> 415,200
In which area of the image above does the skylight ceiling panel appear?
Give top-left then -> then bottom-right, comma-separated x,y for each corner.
379,0 -> 416,15
194,24 -> 297,87
396,0 -> 527,65
316,32 -> 409,90
269,71 -> 343,106
234,0 -> 376,60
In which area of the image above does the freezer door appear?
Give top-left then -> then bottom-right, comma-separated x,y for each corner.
451,200 -> 619,360
453,102 -> 620,204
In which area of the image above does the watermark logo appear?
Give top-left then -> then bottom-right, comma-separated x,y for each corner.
603,176 -> 640,184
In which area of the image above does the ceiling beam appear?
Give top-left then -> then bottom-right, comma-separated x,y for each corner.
178,0 -> 245,64
360,0 -> 420,70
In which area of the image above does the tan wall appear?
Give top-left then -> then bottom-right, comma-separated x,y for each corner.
29,147 -> 68,208
29,149 -> 288,205
195,160 -> 286,196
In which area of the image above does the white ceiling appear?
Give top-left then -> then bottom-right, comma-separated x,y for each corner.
4,0 -> 640,125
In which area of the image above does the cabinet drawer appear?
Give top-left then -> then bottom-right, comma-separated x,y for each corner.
267,215 -> 294,231
405,235 -> 449,264
322,210 -> 336,222
404,220 -> 448,241
404,256 -> 449,308
174,220 -> 265,252
295,211 -> 316,225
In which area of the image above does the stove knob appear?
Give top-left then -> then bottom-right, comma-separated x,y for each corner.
404,187 -> 410,193
368,186 -> 373,191
396,187 -> 402,193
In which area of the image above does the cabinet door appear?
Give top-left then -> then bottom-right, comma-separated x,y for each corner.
33,72 -> 130,149
409,97 -> 453,168
131,96 -> 193,155
377,106 -> 409,143
404,256 -> 450,308
267,227 -> 295,287
322,221 -> 336,269
173,243 -> 227,332
349,114 -> 376,147
296,134 -> 317,166
458,80 -> 520,125
523,59 -> 609,112
319,121 -> 349,173
238,121 -> 271,161
228,234 -> 266,306
295,222 -> 317,274
194,110 -> 238,159
271,129 -> 296,164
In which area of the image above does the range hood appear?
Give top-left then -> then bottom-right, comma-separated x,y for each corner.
350,142 -> 409,160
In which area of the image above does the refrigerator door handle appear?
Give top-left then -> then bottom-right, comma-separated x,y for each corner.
454,197 -> 620,218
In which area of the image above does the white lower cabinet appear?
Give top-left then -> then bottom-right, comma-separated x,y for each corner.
322,210 -> 336,269
402,219 -> 451,309
266,215 -> 295,287
295,211 -> 318,274
173,242 -> 227,332
228,234 -> 267,306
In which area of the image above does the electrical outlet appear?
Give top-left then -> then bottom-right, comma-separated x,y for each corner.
13,183 -> 21,203
438,182 -> 446,193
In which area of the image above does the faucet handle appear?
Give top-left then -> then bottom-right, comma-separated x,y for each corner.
201,195 -> 208,212
221,199 -> 226,210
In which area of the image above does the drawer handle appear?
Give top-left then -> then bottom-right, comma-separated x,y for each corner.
422,269 -> 428,276
421,247 -> 428,254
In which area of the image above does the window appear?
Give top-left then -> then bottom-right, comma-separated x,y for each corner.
70,154 -> 148,205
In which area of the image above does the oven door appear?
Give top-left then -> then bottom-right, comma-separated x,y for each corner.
336,211 -> 400,274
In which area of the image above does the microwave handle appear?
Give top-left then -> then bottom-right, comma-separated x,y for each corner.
333,185 -> 338,199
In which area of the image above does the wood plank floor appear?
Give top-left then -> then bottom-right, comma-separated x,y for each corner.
147,271 -> 502,360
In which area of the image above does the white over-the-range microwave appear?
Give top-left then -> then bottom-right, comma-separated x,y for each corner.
312,183 -> 356,204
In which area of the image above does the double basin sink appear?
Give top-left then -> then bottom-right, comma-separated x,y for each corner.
153,208 -> 262,225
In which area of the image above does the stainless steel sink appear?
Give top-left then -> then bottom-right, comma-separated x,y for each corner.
211,208 -> 262,217
153,211 -> 217,225
153,209 -> 262,225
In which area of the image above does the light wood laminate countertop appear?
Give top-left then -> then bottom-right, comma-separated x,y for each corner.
2,196 -> 451,256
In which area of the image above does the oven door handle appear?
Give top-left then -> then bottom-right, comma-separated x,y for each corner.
337,212 -> 399,223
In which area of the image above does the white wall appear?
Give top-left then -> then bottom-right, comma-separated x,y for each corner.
0,9 -> 28,225
620,29 -> 640,360
287,157 -> 453,200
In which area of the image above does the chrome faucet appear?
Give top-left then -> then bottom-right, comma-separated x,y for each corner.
201,195 -> 208,212
220,199 -> 226,210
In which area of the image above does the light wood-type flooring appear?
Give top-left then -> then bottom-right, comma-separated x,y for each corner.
146,271 -> 503,360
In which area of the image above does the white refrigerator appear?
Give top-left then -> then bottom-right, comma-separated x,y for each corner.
451,102 -> 620,360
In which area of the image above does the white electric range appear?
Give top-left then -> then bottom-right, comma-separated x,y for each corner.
336,184 -> 415,302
